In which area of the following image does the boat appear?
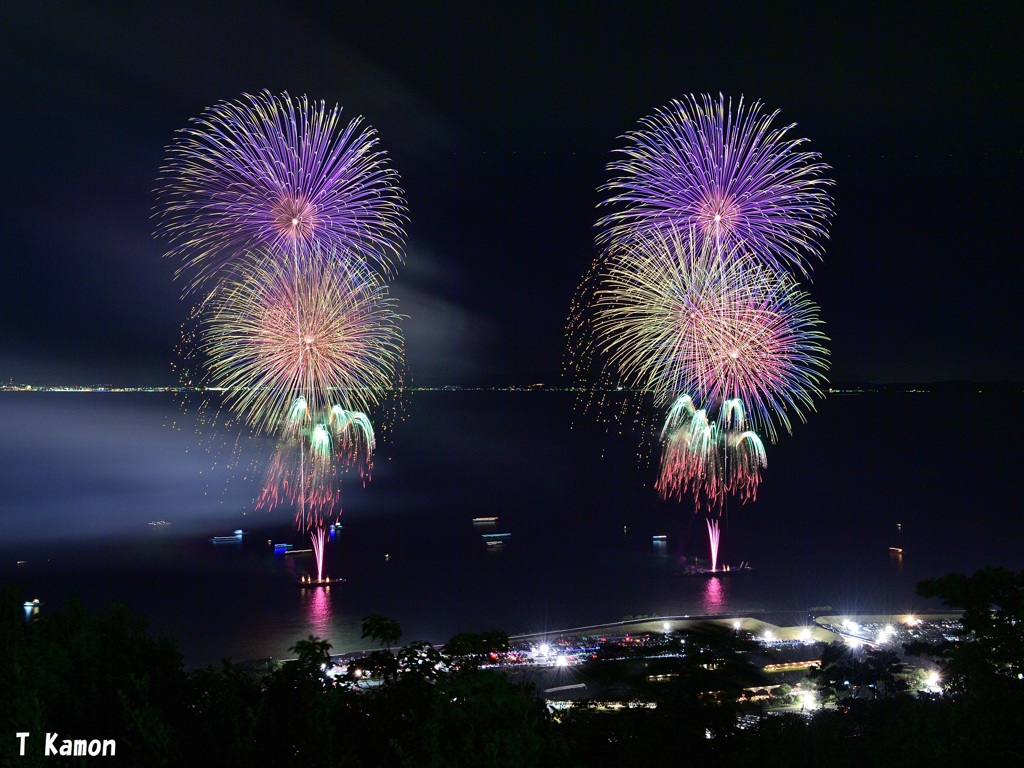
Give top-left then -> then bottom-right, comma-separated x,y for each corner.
148,520 -> 171,527
298,575 -> 346,586
210,529 -> 245,544
481,532 -> 511,540
273,543 -> 294,552
23,598 -> 42,620
679,561 -> 753,576
472,516 -> 498,524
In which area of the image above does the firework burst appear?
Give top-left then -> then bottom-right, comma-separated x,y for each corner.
156,90 -> 406,291
591,229 -> 828,442
257,403 -> 375,527
327,405 -> 376,480
198,247 -> 404,435
655,395 -> 766,507
257,436 -> 341,527
599,94 -> 833,277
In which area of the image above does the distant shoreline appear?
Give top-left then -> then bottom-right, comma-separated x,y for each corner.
245,610 -> 963,668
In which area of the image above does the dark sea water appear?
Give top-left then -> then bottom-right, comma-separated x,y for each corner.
2,388 -> 1021,666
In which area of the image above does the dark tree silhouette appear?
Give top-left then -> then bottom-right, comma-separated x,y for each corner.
912,567 -> 1024,697
361,613 -> 402,649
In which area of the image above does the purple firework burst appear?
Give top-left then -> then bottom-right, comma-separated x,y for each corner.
156,90 -> 406,291
599,94 -> 833,277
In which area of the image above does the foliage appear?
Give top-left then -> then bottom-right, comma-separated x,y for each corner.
290,634 -> 333,675
9,573 -> 1024,767
0,588 -> 186,766
444,630 -> 510,667
911,567 -> 1024,698
361,612 -> 402,650
807,642 -> 908,701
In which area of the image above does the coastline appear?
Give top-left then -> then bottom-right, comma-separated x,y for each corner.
508,609 -> 963,645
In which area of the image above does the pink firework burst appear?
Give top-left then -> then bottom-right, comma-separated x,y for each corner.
199,248 -> 403,436
592,229 -> 828,442
257,403 -> 377,527
257,435 -> 342,530
656,394 -> 766,508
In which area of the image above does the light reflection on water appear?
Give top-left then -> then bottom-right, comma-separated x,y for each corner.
284,584 -> 365,659
701,576 -> 725,613
301,585 -> 334,639
5,391 -> 1016,664
890,549 -> 903,578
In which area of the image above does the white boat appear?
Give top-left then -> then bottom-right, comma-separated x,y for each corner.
210,529 -> 245,544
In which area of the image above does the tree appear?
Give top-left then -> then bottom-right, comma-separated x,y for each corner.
444,630 -> 510,667
912,567 -> 1024,698
289,635 -> 333,680
361,613 -> 402,650
808,642 -> 907,701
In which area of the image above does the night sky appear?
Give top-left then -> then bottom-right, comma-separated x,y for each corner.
2,2 -> 1022,387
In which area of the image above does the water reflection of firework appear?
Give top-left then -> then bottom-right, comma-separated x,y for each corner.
599,93 -> 833,277
701,575 -> 725,613
157,90 -> 406,291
